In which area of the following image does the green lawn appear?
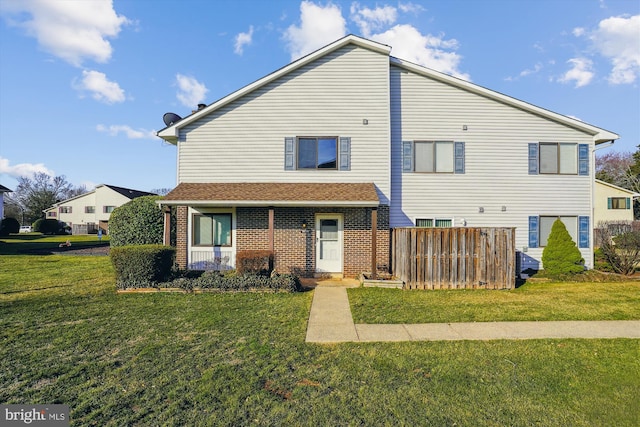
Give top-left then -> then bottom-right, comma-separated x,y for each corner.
1,237 -> 639,425
349,281 -> 640,324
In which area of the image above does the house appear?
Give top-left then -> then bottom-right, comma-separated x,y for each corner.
0,184 -> 12,219
44,184 -> 156,234
157,35 -> 618,277
594,179 -> 639,226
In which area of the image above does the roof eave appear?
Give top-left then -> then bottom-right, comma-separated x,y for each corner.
157,200 -> 379,207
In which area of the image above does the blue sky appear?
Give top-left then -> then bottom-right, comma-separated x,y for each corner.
0,0 -> 638,193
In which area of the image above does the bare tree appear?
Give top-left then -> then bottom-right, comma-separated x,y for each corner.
596,221 -> 640,276
11,173 -> 80,223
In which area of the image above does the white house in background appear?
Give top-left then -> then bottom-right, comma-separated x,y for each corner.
0,184 -> 12,219
157,35 -> 618,276
44,184 -> 156,234
594,179 -> 639,225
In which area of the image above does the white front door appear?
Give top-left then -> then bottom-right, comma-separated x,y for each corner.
315,214 -> 343,273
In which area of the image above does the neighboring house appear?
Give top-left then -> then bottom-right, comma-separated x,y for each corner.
0,184 -> 12,219
594,179 -> 639,226
157,35 -> 618,277
44,184 -> 156,234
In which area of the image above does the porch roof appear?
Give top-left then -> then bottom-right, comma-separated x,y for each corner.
160,182 -> 380,207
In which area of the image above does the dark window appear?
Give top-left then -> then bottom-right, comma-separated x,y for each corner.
59,206 -> 72,214
104,206 -> 115,213
85,206 -> 95,213
298,137 -> 337,169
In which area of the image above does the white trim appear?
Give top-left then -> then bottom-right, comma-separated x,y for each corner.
158,200 -> 379,207
315,213 -> 344,273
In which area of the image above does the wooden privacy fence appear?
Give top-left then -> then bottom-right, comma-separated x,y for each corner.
392,227 -> 516,290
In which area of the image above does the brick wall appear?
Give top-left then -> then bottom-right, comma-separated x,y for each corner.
176,206 -> 188,269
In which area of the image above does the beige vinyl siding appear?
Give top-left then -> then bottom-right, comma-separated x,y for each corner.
177,45 -> 391,203
390,65 -> 595,268
594,181 -> 636,225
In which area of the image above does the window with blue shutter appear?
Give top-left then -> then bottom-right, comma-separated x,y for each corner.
454,142 -> 465,174
578,144 -> 589,176
528,216 -> 539,248
578,216 -> 589,248
402,141 -> 413,172
627,197 -> 631,209
284,137 -> 295,170
339,137 -> 351,171
528,143 -> 539,174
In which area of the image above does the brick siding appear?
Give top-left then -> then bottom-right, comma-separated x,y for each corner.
175,206 -> 188,269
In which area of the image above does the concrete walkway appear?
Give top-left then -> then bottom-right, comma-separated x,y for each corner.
305,284 -> 640,343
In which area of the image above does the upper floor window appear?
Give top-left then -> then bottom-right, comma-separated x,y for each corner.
529,143 -> 588,175
85,206 -> 95,213
298,137 -> 337,169
403,140 -> 465,174
59,206 -> 72,214
608,197 -> 630,209
284,136 -> 350,171
104,206 -> 115,213
193,213 -> 232,246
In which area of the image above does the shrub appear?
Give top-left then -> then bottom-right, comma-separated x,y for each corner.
236,250 -> 274,276
33,218 -> 64,235
596,222 -> 640,275
159,270 -> 302,292
109,196 -> 164,247
0,217 -> 20,235
541,219 -> 584,276
111,245 -> 175,288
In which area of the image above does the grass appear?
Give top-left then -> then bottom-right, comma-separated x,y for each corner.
349,280 -> 640,324
0,233 -> 109,255
1,235 -> 639,425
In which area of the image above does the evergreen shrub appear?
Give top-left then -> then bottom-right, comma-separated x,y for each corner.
541,219 -> 584,276
109,196 -> 164,247
0,217 -> 20,235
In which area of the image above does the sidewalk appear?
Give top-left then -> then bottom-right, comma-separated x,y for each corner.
305,285 -> 640,343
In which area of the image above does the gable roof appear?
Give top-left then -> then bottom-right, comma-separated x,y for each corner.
161,182 -> 380,207
0,184 -> 12,193
595,179 -> 640,197
44,184 -> 157,210
157,34 -> 618,145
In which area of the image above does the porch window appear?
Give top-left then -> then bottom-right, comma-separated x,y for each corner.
298,137 -> 337,169
193,213 -> 232,246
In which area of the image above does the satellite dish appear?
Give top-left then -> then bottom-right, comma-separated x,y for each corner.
163,112 -> 182,127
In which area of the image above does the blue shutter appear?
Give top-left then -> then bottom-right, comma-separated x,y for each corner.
402,141 -> 413,172
578,216 -> 589,248
284,137 -> 295,170
528,143 -> 538,174
626,197 -> 631,209
607,197 -> 612,209
339,137 -> 351,171
528,216 -> 539,248
578,144 -> 589,176
454,142 -> 465,174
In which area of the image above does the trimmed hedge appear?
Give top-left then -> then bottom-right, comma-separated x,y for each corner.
33,218 -> 65,235
0,217 -> 20,236
109,196 -> 164,247
236,250 -> 274,276
111,245 -> 175,288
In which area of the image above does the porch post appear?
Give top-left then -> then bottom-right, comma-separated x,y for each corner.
163,206 -> 171,246
268,207 -> 274,253
371,207 -> 377,279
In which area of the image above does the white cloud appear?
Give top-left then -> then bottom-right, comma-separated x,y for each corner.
96,124 -> 156,139
0,156 -> 54,178
505,63 -> 543,82
398,2 -> 425,14
371,24 -> 469,80
590,14 -> 640,84
350,3 -> 397,37
573,27 -> 586,37
559,58 -> 594,88
234,25 -> 254,55
283,1 -> 346,60
74,70 -> 126,104
175,74 -> 208,108
0,0 -> 130,67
